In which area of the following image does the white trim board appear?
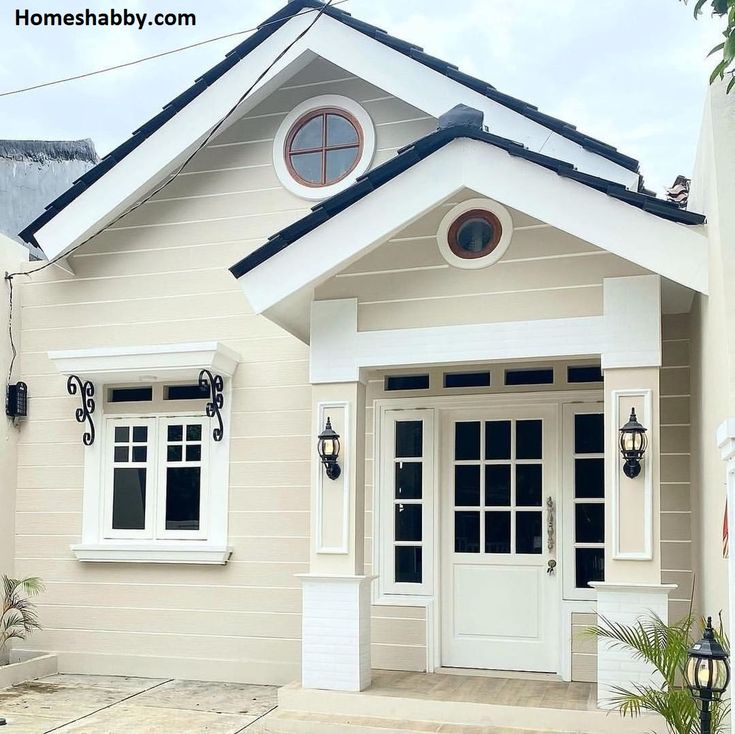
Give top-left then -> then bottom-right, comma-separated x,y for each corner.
33,11 -> 641,260
309,278 -> 662,384
240,140 -> 706,339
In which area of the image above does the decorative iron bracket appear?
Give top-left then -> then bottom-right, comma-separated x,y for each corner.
67,375 -> 96,446
198,369 -> 224,442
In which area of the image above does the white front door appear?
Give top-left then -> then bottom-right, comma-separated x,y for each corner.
441,405 -> 559,672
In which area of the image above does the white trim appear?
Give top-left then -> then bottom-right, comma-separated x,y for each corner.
48,341 -> 240,383
273,95 -> 375,200
311,298 -> 607,384
610,388 -> 654,561
70,543 -> 231,564
34,12 -> 640,260
315,400 -> 351,554
241,139 -> 706,336
436,198 -> 514,270
717,418 -> 735,461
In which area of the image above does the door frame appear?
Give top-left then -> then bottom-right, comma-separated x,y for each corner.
373,389 -> 603,677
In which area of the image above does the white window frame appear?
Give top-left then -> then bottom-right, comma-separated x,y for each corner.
48,342 -> 237,565
377,408 -> 435,598
562,401 -> 605,601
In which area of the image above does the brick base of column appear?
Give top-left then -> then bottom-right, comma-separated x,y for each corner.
591,582 -> 676,708
298,574 -> 373,691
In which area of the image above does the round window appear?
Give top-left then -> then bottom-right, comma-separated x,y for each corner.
447,209 -> 502,259
285,108 -> 362,187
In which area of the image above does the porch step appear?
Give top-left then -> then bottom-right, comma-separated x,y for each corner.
276,683 -> 666,734
263,709 -> 562,734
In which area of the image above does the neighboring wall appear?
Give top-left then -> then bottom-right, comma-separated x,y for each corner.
689,82 -> 735,624
1,234 -> 28,576
660,314 -> 695,623
315,192 -> 648,330
13,57 -> 436,683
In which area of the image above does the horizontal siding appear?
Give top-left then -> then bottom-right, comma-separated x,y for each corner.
14,56 -> 439,685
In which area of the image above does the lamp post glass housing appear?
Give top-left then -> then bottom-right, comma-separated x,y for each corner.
318,417 -> 341,480
685,617 -> 730,734
619,408 -> 648,478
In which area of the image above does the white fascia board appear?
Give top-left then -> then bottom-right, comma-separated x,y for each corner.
48,341 -> 240,383
34,12 -> 641,259
241,139 -> 707,324
238,144 -> 463,315
33,12 -> 317,260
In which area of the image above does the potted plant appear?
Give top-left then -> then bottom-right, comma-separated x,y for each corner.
0,576 -> 44,666
588,612 -> 730,734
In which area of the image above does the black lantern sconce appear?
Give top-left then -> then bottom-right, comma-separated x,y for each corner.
619,408 -> 648,479
685,617 -> 730,734
5,381 -> 28,418
318,417 -> 341,480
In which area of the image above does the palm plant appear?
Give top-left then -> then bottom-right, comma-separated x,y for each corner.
587,612 -> 730,734
0,576 -> 44,664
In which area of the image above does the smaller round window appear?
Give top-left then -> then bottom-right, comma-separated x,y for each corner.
285,108 -> 362,187
447,209 -> 502,259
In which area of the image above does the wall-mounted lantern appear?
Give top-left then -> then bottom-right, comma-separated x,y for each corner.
318,417 -> 341,480
5,381 -> 28,418
685,617 -> 730,734
619,408 -> 648,479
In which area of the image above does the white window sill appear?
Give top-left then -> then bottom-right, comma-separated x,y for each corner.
71,543 -> 232,565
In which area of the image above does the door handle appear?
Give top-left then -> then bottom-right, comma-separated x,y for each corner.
546,496 -> 555,552
547,559 -> 557,575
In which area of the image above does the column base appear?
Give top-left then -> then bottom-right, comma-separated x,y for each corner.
298,574 -> 374,692
591,582 -> 677,708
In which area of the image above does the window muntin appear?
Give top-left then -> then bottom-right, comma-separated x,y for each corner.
452,419 -> 544,557
104,416 -> 209,541
285,108 -> 362,187
380,409 -> 434,597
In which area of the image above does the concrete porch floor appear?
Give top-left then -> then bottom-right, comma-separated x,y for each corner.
0,674 -> 278,733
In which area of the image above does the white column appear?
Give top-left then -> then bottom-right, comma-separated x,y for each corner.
591,582 -> 676,708
300,381 -> 373,691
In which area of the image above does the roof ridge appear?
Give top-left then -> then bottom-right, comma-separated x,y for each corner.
20,0 -> 641,247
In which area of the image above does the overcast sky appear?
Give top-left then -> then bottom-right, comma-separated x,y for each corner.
0,0 -> 724,195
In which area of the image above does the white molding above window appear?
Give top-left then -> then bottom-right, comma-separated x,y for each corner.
273,95 -> 375,201
48,341 -> 239,383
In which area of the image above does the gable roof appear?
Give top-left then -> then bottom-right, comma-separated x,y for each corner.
230,111 -> 704,280
19,0 -> 641,250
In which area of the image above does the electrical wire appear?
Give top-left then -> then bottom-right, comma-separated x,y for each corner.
0,1 -> 348,98
4,0 -> 338,382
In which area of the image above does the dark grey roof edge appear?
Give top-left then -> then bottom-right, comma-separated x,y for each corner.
229,124 -> 705,280
0,139 -> 98,164
19,0 -> 641,248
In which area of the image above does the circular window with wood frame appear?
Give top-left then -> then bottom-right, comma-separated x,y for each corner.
284,108 -> 363,188
437,199 -> 514,270
447,209 -> 503,259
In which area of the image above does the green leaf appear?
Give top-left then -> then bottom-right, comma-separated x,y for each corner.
724,34 -> 735,63
711,57 -> 729,83
727,74 -> 735,92
694,0 -> 710,17
708,41 -> 726,57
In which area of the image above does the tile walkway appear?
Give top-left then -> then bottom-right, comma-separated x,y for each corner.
0,675 -> 278,733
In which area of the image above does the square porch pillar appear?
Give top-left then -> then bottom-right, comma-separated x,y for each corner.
299,381 -> 373,691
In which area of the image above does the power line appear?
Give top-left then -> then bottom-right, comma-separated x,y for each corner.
0,1 -> 347,99
4,0 -> 337,381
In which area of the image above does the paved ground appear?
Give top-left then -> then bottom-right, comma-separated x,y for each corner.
0,674 -> 278,733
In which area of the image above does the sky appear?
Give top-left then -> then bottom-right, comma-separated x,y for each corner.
0,0 -> 724,195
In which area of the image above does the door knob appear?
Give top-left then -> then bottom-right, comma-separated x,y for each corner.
546,559 -> 557,575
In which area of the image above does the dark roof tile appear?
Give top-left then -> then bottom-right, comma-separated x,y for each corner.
229,121 -> 704,280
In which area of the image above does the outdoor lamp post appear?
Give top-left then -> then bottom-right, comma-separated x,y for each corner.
685,617 -> 731,734
619,408 -> 648,479
318,417 -> 341,480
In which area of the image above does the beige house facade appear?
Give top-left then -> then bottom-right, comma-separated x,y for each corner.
4,1 -> 735,731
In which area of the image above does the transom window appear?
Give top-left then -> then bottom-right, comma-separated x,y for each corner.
285,108 -> 362,187
104,416 -> 209,541
452,419 -> 544,555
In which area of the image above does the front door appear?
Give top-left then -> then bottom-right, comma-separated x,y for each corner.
441,405 -> 559,672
